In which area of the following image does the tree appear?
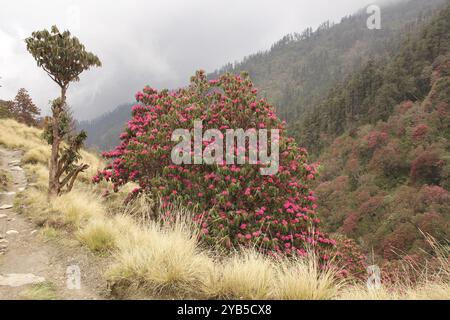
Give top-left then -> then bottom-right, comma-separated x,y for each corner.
11,88 -> 40,126
25,26 -> 101,197
95,71 -> 334,257
0,100 -> 14,119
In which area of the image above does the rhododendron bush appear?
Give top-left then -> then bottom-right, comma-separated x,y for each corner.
95,71 -> 334,255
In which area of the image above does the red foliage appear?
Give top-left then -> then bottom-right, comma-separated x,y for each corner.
420,185 -> 450,205
397,100 -> 414,114
382,224 -> 417,260
332,237 -> 367,280
418,211 -> 445,235
410,149 -> 444,184
411,124 -> 429,141
342,212 -> 360,235
365,131 -> 389,150
358,195 -> 385,215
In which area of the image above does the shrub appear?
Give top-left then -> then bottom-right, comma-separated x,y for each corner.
410,149 -> 444,185
332,237 -> 367,280
411,124 -> 429,141
96,71 -> 334,256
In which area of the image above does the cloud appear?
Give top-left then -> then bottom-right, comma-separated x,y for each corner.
0,0 -> 373,120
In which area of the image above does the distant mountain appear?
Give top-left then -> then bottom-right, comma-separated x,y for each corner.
80,0 -> 447,151
210,0 -> 448,121
78,103 -> 133,151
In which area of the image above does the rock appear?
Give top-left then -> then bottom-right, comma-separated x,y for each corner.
10,166 -> 23,172
0,239 -> 8,244
0,205 -> 13,210
0,192 -> 16,196
8,160 -> 21,166
6,230 -> 19,235
18,187 -> 25,192
30,230 -> 38,235
0,214 -> 7,219
0,274 -> 45,287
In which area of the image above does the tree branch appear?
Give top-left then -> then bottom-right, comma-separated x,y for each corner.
60,163 -> 89,192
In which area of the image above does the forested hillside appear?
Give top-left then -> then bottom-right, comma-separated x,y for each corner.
312,4 -> 450,260
296,1 -> 450,155
81,0 -> 447,151
78,103 -> 133,150
210,0 -> 448,121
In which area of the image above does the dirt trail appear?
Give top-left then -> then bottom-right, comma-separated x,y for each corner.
0,147 -> 106,300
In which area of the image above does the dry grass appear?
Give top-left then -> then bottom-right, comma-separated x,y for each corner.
50,189 -> 105,228
22,146 -> 51,165
106,213 -> 213,298
205,251 -> 275,300
274,256 -> 342,300
338,236 -> 450,300
19,281 -> 58,300
77,217 -> 117,254
16,185 -> 105,230
0,119 -> 44,150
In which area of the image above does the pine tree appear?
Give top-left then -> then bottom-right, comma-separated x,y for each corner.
12,88 -> 40,126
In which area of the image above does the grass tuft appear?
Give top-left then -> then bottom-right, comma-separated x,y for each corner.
78,218 -> 117,254
19,282 -> 58,300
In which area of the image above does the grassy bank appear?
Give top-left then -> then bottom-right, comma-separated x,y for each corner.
1,118 -> 448,300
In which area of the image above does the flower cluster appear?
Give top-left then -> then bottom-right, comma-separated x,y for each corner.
94,71 -> 334,256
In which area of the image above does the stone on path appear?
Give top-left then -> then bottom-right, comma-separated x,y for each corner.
6,230 -> 19,235
10,166 -> 23,172
8,160 -> 21,166
0,192 -> 16,196
0,274 -> 45,287
0,204 -> 13,210
0,214 -> 7,219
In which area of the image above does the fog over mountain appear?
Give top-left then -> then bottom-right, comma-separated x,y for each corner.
0,0 -> 379,120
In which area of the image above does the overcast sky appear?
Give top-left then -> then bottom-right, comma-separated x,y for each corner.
0,0 -> 377,120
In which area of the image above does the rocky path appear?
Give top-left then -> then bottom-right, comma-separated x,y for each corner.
0,147 -> 105,300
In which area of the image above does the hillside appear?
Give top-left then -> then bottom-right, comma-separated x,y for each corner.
80,0 -> 448,151
296,1 -> 450,155
1,118 -> 449,300
78,103 -> 133,151
309,4 -> 450,260
210,0 -> 448,121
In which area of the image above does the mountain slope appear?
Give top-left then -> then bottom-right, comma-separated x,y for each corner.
80,0 -> 447,151
78,103 -> 133,151
311,4 -> 450,260
296,1 -> 450,155
210,0 -> 448,121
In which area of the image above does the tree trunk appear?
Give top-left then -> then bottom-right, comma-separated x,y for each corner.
48,86 -> 66,198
